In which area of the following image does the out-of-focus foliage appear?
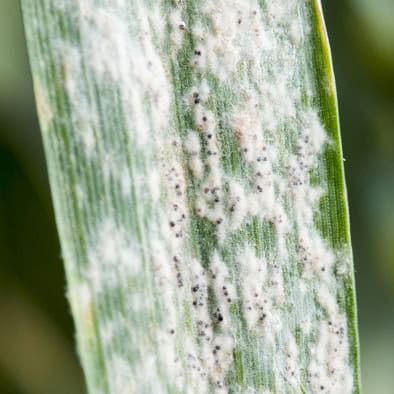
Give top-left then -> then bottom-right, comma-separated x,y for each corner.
0,0 -> 392,393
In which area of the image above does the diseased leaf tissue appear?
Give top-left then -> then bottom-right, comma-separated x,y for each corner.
22,0 -> 360,393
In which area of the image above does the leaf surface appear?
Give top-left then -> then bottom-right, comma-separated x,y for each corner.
21,1 -> 360,393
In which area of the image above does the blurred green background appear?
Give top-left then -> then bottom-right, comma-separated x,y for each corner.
0,1 -> 393,393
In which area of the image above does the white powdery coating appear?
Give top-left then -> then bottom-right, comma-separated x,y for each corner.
297,229 -> 336,280
108,354 -> 165,394
169,9 -> 186,49
86,220 -> 141,291
148,169 -> 162,203
177,0 -> 354,391
188,156 -> 204,179
100,318 -> 118,345
52,0 -> 354,392
285,335 -> 301,385
238,247 -> 284,346
227,181 -> 248,231
192,0 -> 267,81
63,1 -> 172,151
308,320 -> 353,393
62,44 -> 99,158
156,141 -> 239,391
184,131 -> 201,155
211,253 -> 236,329
110,356 -> 136,394
184,131 -> 204,178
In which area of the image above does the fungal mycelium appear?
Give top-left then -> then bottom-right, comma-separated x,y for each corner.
22,0 -> 360,393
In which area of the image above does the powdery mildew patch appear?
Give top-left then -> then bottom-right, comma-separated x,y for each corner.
30,0 -> 356,393
169,0 -> 354,392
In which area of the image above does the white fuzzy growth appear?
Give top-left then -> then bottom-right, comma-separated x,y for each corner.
62,45 -> 101,158
92,222 -> 135,267
109,355 -> 139,394
211,253 -> 236,325
305,109 -> 329,153
148,169 -> 162,203
308,320 -> 353,394
86,220 -> 141,291
335,248 -> 353,276
228,181 -> 248,231
71,1 -> 171,149
238,247 -> 284,340
109,352 -> 165,394
289,19 -> 304,46
192,0 -> 268,81
100,319 -> 118,345
45,0 -> 355,392
189,157 -> 204,179
230,105 -> 264,163
169,10 -> 186,49
297,230 -> 336,279
184,131 -> 201,155
284,335 -> 301,388
177,0 -> 354,391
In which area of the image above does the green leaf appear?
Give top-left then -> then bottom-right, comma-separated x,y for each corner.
21,0 -> 361,393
